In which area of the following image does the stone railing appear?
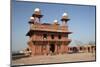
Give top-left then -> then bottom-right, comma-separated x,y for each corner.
32,38 -> 71,42
30,24 -> 69,32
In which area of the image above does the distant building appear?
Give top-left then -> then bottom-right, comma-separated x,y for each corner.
67,45 -> 96,53
26,8 -> 72,56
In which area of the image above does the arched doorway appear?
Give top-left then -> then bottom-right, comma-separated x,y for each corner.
73,47 -> 78,53
88,47 -> 90,52
50,44 -> 55,53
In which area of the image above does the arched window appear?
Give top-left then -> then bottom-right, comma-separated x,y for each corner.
51,34 -> 54,39
58,35 -> 61,39
80,47 -> 83,51
43,34 -> 47,39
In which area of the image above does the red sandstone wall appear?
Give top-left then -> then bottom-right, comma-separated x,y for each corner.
31,31 -> 69,41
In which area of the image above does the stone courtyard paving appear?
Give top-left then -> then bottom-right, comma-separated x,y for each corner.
12,53 -> 96,66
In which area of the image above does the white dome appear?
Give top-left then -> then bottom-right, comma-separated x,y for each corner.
62,12 -> 68,16
19,51 -> 24,53
30,17 -> 34,20
54,20 -> 58,22
34,8 -> 40,12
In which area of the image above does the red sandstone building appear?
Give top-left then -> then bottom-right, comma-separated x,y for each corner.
26,8 -> 72,56
67,45 -> 96,53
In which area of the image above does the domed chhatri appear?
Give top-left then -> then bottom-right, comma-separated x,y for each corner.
31,8 -> 43,23
61,12 -> 69,20
62,12 -> 68,16
53,20 -> 59,25
33,8 -> 42,15
30,17 -> 34,20
53,19 -> 59,24
34,8 -> 40,12
61,12 -> 70,26
54,19 -> 58,23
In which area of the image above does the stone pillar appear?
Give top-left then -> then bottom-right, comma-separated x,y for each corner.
37,44 -> 39,55
35,43 -> 39,55
42,45 -> 46,55
64,44 -> 67,53
43,42 -> 47,55
32,44 -> 35,56
38,43 -> 41,55
66,45 -> 68,53
56,44 -> 59,54
60,43 -> 63,54
65,42 -> 68,53
46,42 -> 50,55
28,41 -> 35,56
38,44 -> 40,55
35,45 -> 37,55
36,45 -> 38,55
93,46 -> 96,53
85,47 -> 88,53
41,45 -> 43,55
63,44 -> 66,53
58,44 -> 61,54
62,42 -> 65,54
63,45 -> 65,53
59,43 -> 62,54
55,42 -> 57,55
39,44 -> 42,55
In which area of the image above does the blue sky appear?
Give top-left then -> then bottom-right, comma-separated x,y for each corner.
12,0 -> 96,52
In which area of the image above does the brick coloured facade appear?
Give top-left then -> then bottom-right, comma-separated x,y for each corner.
26,8 -> 72,56
67,45 -> 96,53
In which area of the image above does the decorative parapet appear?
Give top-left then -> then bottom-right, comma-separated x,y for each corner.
30,23 -> 69,32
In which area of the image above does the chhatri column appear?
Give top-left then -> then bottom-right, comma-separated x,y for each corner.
61,12 -> 70,26
32,8 -> 43,23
